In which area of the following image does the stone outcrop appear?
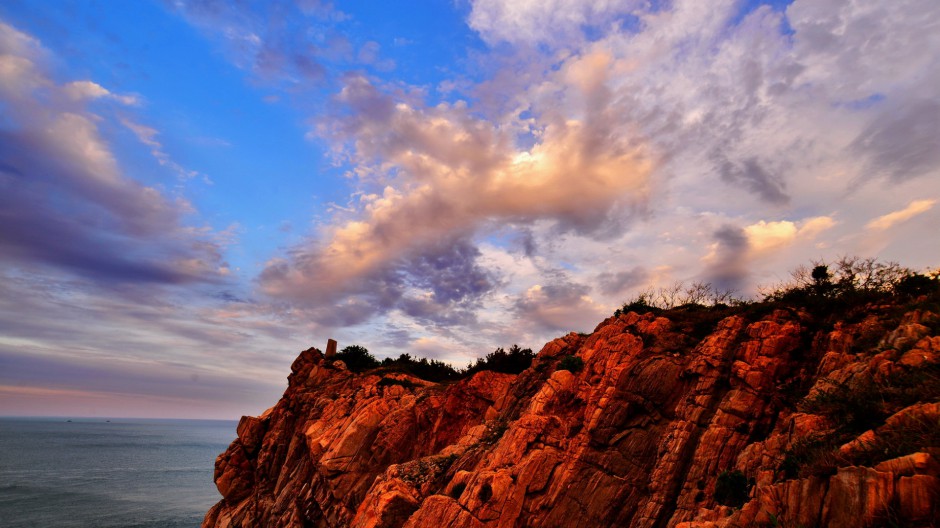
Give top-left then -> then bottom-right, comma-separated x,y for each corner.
204,303 -> 940,528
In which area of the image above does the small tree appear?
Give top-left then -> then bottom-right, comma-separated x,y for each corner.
334,345 -> 379,372
811,264 -> 833,297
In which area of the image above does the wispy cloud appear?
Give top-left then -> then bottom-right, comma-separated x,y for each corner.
0,20 -> 224,284
867,199 -> 936,231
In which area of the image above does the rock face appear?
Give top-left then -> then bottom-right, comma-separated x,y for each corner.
204,304 -> 940,528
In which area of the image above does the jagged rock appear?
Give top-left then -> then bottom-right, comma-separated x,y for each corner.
204,303 -> 940,528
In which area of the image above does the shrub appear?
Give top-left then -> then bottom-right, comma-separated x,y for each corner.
465,344 -> 534,376
334,345 -> 380,372
895,272 -> 939,298
713,470 -> 750,507
763,257 -> 914,304
380,353 -> 462,382
558,354 -> 584,373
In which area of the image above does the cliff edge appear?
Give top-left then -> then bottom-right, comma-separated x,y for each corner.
204,298 -> 940,527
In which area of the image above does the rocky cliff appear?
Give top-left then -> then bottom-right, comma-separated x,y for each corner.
204,299 -> 940,527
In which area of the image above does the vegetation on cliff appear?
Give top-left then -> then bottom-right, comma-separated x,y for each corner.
332,343 -> 535,381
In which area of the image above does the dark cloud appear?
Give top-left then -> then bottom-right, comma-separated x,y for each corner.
0,20 -> 226,288
513,229 -> 538,257
597,266 -> 649,296
703,225 -> 750,293
717,155 -> 790,205
403,239 -> 494,304
262,236 -> 498,329
513,279 -> 605,333
852,99 -> 940,183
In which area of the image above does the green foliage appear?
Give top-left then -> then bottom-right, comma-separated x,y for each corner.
614,292 -> 657,316
334,345 -> 380,372
465,344 -> 534,376
380,353 -> 463,382
558,354 -> 584,373
324,342 -> 539,382
713,470 -> 750,507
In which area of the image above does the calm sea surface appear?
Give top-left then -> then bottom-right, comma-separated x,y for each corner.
0,417 -> 237,528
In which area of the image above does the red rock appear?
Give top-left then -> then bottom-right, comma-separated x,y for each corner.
203,303 -> 939,528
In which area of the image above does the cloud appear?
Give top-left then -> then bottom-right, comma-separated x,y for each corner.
62,80 -> 139,105
513,281 -> 606,333
468,0 -> 645,47
167,0 -> 383,90
261,71 -> 653,306
0,267 -> 310,418
851,100 -> 940,183
597,266 -> 649,295
866,200 -> 936,231
120,117 -> 200,180
701,225 -> 751,293
255,0 -> 940,346
0,20 -> 224,284
745,216 -> 835,253
717,157 -> 789,205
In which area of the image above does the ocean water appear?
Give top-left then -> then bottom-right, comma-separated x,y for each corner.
0,417 -> 237,528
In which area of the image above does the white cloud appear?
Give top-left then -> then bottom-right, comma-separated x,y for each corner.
468,0 -> 646,47
62,80 -> 139,105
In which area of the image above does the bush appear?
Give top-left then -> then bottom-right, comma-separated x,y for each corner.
334,345 -> 380,372
465,344 -> 534,376
763,257 -> 913,304
895,272 -> 939,298
713,470 -> 750,507
380,353 -> 462,382
558,354 -> 584,373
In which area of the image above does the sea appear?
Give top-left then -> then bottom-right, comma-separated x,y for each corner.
0,417 -> 237,528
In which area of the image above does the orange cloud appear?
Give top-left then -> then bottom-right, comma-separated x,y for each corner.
866,199 -> 936,231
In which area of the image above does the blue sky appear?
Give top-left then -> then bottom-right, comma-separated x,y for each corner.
1,0 -> 938,418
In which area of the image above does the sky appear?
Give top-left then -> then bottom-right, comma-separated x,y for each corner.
1,0 -> 938,419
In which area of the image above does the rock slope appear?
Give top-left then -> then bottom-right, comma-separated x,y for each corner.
204,302 -> 940,527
